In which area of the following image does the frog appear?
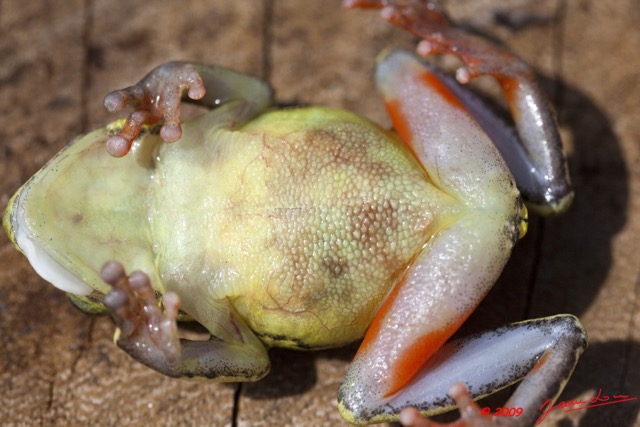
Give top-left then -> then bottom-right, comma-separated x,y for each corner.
2,1 -> 587,426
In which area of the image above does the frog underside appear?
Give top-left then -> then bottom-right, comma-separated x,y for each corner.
158,107 -> 450,349
19,106 -> 451,350
4,2 -> 588,424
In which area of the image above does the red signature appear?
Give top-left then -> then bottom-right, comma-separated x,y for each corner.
536,388 -> 638,424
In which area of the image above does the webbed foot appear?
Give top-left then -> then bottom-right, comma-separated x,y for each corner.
400,384 -> 500,427
103,62 -> 206,157
102,261 -> 182,371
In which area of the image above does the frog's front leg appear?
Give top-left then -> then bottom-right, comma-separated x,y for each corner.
104,62 -> 272,157
101,261 -> 269,381
347,0 -> 573,215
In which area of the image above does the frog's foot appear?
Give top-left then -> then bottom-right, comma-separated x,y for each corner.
400,384 -> 498,427
102,260 -> 182,371
103,62 -> 206,157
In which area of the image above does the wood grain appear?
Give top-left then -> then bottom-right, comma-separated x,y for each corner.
1,1 -> 638,426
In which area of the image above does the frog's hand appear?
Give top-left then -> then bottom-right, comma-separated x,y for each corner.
101,261 -> 269,381
347,0 -> 573,215
103,62 -> 273,158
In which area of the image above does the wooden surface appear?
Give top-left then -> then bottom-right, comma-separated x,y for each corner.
1,1 -> 638,426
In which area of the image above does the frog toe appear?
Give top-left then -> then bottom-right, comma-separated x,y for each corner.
103,62 -> 206,157
102,261 -> 182,369
100,261 -> 270,380
399,385 -> 496,427
105,109 -> 152,157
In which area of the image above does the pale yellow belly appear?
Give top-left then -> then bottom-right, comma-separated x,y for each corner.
154,107 -> 453,349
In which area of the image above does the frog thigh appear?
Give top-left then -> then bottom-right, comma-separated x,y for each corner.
366,2 -> 572,214
338,207 -> 516,423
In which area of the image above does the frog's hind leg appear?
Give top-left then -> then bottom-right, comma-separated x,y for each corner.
101,261 -> 269,381
341,316 -> 586,426
337,209 -> 519,424
399,317 -> 586,427
103,62 -> 273,157
347,0 -> 573,215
